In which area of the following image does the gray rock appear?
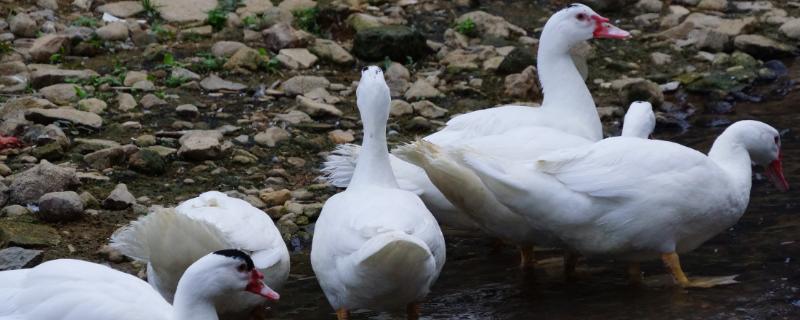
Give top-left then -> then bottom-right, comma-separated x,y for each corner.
83,144 -> 137,170
40,83 -> 81,105
390,99 -> 413,117
296,95 -> 342,117
9,160 -> 79,205
254,127 -> 290,147
412,100 -> 447,118
309,38 -> 354,64
152,0 -> 218,22
37,0 -> 59,10
733,34 -> 797,59
276,48 -> 318,69
0,182 -> 8,208
77,98 -> 107,114
277,0 -> 316,12
280,75 -> 330,96
404,79 -> 443,101
171,67 -> 201,81
697,0 -> 727,10
132,80 -> 156,91
96,1 -> 144,18
30,67 -> 99,89
29,34 -> 69,63
223,47 -> 268,71
103,183 -> 136,210
178,130 -> 224,160
10,13 -> 37,38
117,92 -> 137,111
620,79 -> 665,108
353,25 -> 432,62
200,74 -> 247,91
455,11 -> 526,39
779,19 -> 800,40
26,108 -> 103,129
139,93 -> 166,108
128,149 -> 166,175
262,23 -> 311,51
211,41 -> 247,58
96,22 -> 129,41
123,71 -> 148,86
0,247 -> 43,271
36,191 -> 84,222
503,65 -> 539,100
176,104 -> 199,119
0,205 -> 30,217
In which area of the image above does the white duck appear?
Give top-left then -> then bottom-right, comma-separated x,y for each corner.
322,4 -> 630,231
458,120 -> 788,287
110,191 -> 289,318
311,66 -> 445,320
0,249 -> 279,320
395,102 -> 656,269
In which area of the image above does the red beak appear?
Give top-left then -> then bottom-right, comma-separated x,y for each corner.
764,150 -> 789,192
592,15 -> 631,39
245,270 -> 280,301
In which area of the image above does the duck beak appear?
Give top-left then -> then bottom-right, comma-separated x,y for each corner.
592,15 -> 630,39
245,270 -> 280,301
764,150 -> 789,192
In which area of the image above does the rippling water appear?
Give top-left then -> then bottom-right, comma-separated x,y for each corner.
270,62 -> 800,319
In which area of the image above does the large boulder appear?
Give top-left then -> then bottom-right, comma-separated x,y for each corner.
352,25 -> 432,62
25,108 -> 103,130
9,160 -> 80,205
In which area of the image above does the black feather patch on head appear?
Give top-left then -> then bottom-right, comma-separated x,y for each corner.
213,249 -> 254,270
566,3 -> 580,9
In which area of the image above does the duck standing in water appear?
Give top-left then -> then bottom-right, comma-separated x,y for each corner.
311,66 -> 445,319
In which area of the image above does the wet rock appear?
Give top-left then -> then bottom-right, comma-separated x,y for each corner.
412,100 -> 447,119
153,0 -> 218,22
353,25 -> 431,62
0,247 -> 42,271
36,191 -> 84,222
276,110 -> 312,124
309,39 -> 354,65
224,47 -> 268,71
404,79 -> 443,100
779,19 -> 800,39
296,95 -> 342,117
200,74 -> 247,91
84,144 -> 137,170
280,75 -> 329,96
29,34 -> 69,63
97,1 -> 144,17
733,34 -> 797,59
455,11 -> 526,39
123,71 -> 148,86
103,183 -> 136,210
390,99 -> 413,117
40,83 -> 81,105
211,41 -> 247,58
31,142 -> 64,160
117,92 -> 137,111
262,23 -> 311,51
10,13 -> 37,38
259,189 -> 291,206
30,67 -> 98,89
328,129 -> 354,144
276,48 -> 318,69
176,104 -> 199,119
385,62 -> 410,97
9,160 -> 79,205
128,149 -> 166,175
96,22 -> 129,41
254,127 -> 290,147
178,130 -> 224,160
620,79 -> 664,108
503,65 -> 539,100
77,98 -> 107,114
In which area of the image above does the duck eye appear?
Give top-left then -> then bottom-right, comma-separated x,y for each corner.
237,264 -> 247,272
576,13 -> 587,21
361,66 -> 369,72
774,136 -> 780,146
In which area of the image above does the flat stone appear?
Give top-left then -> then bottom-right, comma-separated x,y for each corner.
96,22 -> 129,41
237,0 -> 274,16
83,145 -> 137,170
280,75 -> 330,96
123,71 -> 148,86
211,41 -> 247,58
200,74 -> 247,91
153,0 -> 218,22
277,0 -> 316,12
10,13 -> 37,38
404,79 -> 443,100
0,221 -> 61,248
40,83 -> 81,105
309,38 -> 354,64
78,98 -> 107,114
96,1 -> 144,18
328,129 -> 354,144
734,34 -> 797,59
29,34 -> 69,63
0,247 -> 43,271
276,48 -> 318,69
296,95 -> 342,117
275,110 -> 311,124
117,92 -> 137,111
254,127 -> 290,147
390,99 -> 413,117
26,108 -> 103,129
412,100 -> 447,118
178,130 -> 224,160
139,93 -> 166,108
30,67 -> 99,89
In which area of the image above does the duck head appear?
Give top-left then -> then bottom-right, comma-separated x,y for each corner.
195,249 -> 280,301
735,120 -> 789,191
356,66 -> 392,126
541,4 -> 630,53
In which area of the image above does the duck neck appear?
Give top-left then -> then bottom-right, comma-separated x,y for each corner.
537,36 -> 602,141
349,110 -> 398,189
172,270 -> 220,320
708,130 -> 753,200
